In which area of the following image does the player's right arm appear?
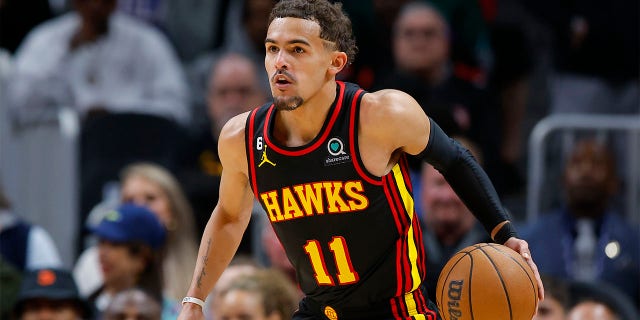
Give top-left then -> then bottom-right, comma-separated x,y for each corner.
178,112 -> 255,320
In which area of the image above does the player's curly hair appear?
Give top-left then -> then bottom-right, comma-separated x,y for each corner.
269,0 -> 358,65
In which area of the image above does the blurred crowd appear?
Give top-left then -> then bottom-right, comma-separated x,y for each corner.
0,0 -> 638,319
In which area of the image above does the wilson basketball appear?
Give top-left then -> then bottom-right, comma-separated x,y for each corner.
436,243 -> 538,320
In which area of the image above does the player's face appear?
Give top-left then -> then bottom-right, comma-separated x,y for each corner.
265,17 -> 336,111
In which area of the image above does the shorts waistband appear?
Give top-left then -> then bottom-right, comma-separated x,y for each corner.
300,296 -> 393,320
297,287 -> 440,320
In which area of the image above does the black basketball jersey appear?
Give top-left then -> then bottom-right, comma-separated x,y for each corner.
246,81 -> 437,319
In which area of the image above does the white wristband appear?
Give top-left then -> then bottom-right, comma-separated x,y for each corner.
182,296 -> 206,308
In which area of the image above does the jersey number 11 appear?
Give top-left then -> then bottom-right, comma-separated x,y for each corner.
303,236 -> 360,286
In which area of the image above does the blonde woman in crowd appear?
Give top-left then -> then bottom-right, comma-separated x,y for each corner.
119,163 -> 200,302
74,162 -> 199,303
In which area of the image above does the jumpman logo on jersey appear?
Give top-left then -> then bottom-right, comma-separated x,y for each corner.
259,144 -> 276,167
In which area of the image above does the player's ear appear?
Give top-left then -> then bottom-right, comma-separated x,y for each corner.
328,51 -> 348,75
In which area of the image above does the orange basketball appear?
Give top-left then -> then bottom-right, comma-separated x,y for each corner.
436,243 -> 538,320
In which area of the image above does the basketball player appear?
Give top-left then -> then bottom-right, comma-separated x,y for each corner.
179,1 -> 544,319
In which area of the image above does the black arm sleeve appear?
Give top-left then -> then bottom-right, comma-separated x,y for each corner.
418,119 -> 518,242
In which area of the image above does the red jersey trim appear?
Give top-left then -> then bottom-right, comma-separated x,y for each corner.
399,155 -> 413,193
348,88 -> 383,186
384,174 -> 405,297
413,209 -> 427,276
390,289 -> 437,319
390,301 -> 402,320
264,81 -> 346,156
384,173 -> 413,296
247,108 -> 261,199
389,175 -> 412,293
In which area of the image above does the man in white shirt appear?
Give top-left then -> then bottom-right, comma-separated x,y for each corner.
0,187 -> 62,271
6,0 -> 189,126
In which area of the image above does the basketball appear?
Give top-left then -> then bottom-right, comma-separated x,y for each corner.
436,243 -> 538,320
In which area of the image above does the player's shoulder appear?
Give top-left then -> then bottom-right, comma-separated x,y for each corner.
219,111 -> 251,147
363,88 -> 415,106
217,111 -> 253,173
360,88 -> 421,121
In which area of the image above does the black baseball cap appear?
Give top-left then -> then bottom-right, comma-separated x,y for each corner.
14,268 -> 92,318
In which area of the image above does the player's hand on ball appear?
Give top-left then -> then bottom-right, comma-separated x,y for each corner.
504,237 -> 545,302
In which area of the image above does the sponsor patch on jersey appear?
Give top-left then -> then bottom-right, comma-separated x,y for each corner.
325,137 -> 351,166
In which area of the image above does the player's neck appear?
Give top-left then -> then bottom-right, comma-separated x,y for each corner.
273,81 -> 337,147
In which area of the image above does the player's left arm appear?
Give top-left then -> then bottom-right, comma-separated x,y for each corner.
366,89 -> 544,301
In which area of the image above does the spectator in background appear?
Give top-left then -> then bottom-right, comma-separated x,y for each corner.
187,0 -> 275,126
85,204 -> 173,318
484,0 -> 536,196
118,163 -> 199,302
206,255 -> 261,320
12,268 -> 92,320
114,0 -> 229,63
205,54 -> 269,138
0,184 -> 62,318
222,0 -> 276,68
534,274 -> 570,320
526,0 -> 638,115
75,162 -> 198,305
567,281 -> 638,320
419,136 -> 491,303
522,0 -> 639,215
567,300 -> 620,320
522,139 -> 639,307
6,0 -> 189,126
372,2 -> 500,178
338,0 -> 410,89
428,0 -> 493,86
162,0 -> 231,62
180,53 -> 269,238
0,185 -> 62,272
216,269 -> 300,320
115,0 -> 166,31
103,288 -> 162,320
